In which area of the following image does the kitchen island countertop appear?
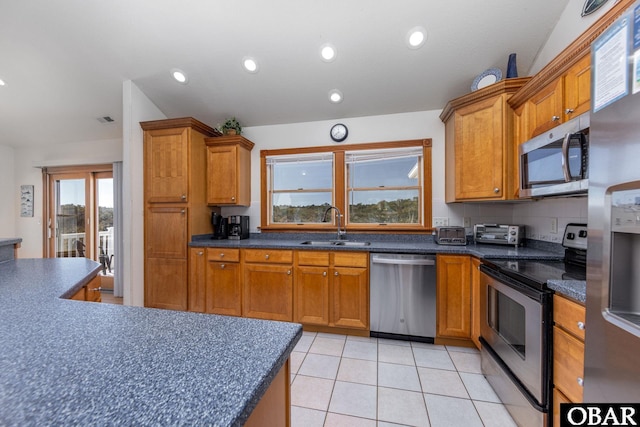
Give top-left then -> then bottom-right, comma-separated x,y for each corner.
0,258 -> 301,426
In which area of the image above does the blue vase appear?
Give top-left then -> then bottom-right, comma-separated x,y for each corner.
506,53 -> 518,78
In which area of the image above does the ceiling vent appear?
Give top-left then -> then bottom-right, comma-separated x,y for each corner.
97,116 -> 115,123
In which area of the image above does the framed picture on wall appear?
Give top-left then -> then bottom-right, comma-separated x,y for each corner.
20,185 -> 34,217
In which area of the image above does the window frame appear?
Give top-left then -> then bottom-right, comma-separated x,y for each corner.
260,139 -> 432,233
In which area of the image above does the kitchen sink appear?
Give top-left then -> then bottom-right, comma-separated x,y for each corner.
300,240 -> 370,246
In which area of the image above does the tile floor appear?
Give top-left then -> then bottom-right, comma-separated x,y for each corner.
290,331 -> 517,427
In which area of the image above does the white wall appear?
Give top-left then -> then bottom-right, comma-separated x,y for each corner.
122,80 -> 166,307
529,0 -> 617,75
13,138 -> 122,258
0,145 -> 16,237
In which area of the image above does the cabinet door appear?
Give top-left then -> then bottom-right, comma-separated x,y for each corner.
189,248 -> 206,312
144,127 -> 190,203
243,264 -> 293,321
470,258 -> 482,349
436,255 -> 471,339
85,275 -> 102,302
331,267 -> 368,330
554,326 -> 585,403
527,78 -> 563,139
295,266 -> 330,325
146,207 -> 188,259
564,54 -> 591,120
454,95 -> 506,200
207,145 -> 238,205
145,257 -> 188,310
207,261 -> 242,316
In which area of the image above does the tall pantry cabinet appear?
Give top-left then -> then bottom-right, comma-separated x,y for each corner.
141,118 -> 220,310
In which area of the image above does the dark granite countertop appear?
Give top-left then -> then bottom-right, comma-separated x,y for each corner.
0,258 -> 302,426
0,237 -> 22,247
548,280 -> 587,304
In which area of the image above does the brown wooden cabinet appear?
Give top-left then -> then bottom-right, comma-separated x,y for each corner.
470,257 -> 482,349
69,274 -> 102,302
189,247 -> 243,316
141,118 -> 219,310
294,251 -> 331,326
436,254 -> 472,344
440,78 -> 529,202
205,135 -> 254,206
552,294 -> 586,425
243,249 -> 294,321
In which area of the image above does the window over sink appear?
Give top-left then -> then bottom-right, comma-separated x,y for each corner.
261,139 -> 432,232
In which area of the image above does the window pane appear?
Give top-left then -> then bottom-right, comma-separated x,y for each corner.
272,192 -> 332,223
273,160 -> 333,191
349,190 -> 420,223
349,156 -> 420,188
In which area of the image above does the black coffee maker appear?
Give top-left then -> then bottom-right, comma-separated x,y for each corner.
211,212 -> 228,239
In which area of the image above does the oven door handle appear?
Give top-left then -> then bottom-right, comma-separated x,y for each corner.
479,264 -> 547,302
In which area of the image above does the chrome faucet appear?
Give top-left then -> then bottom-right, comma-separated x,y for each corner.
322,206 -> 347,240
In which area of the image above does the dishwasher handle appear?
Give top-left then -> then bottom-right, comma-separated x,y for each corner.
371,255 -> 435,266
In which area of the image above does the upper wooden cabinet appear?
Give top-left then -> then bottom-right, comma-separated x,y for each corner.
440,78 -> 530,202
205,135 -> 255,206
141,117 -> 219,310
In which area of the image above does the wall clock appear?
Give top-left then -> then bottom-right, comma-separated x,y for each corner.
582,0 -> 609,16
330,123 -> 348,142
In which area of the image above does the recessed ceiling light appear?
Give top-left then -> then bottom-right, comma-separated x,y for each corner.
328,89 -> 343,104
406,26 -> 427,49
170,68 -> 188,84
0,78 -> 5,86
243,57 -> 259,73
320,44 -> 337,62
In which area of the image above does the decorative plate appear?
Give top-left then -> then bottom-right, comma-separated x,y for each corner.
471,68 -> 503,92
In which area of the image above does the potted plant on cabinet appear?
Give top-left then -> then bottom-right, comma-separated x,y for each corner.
219,117 -> 242,136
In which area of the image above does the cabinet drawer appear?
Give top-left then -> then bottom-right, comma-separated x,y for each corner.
207,248 -> 240,262
554,295 -> 586,341
554,326 -> 585,403
296,251 -> 330,266
332,252 -> 368,267
553,388 -> 572,427
244,249 -> 293,264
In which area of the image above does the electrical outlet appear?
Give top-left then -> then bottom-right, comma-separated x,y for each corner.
433,217 -> 449,227
463,217 -> 471,228
550,217 -> 558,234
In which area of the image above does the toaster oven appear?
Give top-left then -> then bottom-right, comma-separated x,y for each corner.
474,224 -> 525,246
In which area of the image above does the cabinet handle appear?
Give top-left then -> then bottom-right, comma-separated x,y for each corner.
220,253 -> 225,258
565,108 -> 575,114
89,287 -> 102,292
231,196 -> 236,201
577,321 -> 585,330
220,264 -> 225,269
577,377 -> 584,387
197,251 -> 203,256
493,187 -> 500,194
334,271 -> 339,276
287,270 -> 291,275
265,254 -> 270,260
181,194 -> 187,200
181,209 -> 186,214
323,271 -> 327,276
552,115 -> 560,121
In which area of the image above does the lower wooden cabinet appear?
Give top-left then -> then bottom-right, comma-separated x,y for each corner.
552,294 -> 586,425
243,249 -> 294,322
331,265 -> 368,329
294,264 -> 330,325
189,248 -> 242,316
470,257 -> 482,349
436,254 -> 472,342
69,274 -> 102,302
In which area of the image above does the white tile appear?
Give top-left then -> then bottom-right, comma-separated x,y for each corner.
336,357 -> 377,386
316,332 -> 347,341
412,341 -> 446,351
294,334 -> 315,353
346,335 -> 378,343
423,394 -> 483,427
342,340 -> 377,361
324,412 -> 377,427
378,338 -> 411,347
444,345 -> 478,354
290,351 -> 306,374
417,367 -> 469,399
298,353 -> 341,380
328,381 -> 377,420
377,387 -> 429,427
448,350 -> 482,374
291,405 -> 326,427
379,343 -> 416,366
309,336 -> 345,357
473,401 -> 518,426
378,362 -> 421,392
412,347 -> 455,371
291,375 -> 335,411
459,372 -> 500,403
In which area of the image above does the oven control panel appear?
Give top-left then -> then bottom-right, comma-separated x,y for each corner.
563,223 -> 587,251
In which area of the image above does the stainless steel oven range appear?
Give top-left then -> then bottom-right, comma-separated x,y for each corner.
480,223 -> 587,427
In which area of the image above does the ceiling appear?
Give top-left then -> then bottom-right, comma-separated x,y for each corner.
0,0 -> 570,148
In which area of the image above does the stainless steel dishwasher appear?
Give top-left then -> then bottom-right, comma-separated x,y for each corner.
370,253 -> 437,342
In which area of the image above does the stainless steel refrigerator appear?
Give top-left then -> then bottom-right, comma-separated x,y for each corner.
585,0 -> 640,402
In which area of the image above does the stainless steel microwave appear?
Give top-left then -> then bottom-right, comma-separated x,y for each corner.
519,112 -> 589,198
